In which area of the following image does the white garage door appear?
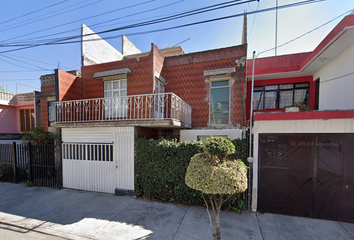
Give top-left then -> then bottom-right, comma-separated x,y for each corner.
62,127 -> 134,194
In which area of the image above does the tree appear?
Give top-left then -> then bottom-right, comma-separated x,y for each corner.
21,125 -> 56,144
185,137 -> 248,240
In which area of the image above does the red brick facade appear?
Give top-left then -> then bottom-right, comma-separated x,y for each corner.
47,43 -> 247,130
58,70 -> 84,101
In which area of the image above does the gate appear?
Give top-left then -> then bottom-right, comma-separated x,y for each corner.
0,142 -> 56,187
258,133 -> 354,223
62,127 -> 134,194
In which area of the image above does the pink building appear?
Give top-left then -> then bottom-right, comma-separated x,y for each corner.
0,91 -> 40,135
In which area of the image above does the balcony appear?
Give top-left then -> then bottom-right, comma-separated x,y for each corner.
54,93 -> 192,128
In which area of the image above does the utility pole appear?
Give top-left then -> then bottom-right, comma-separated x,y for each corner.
275,0 -> 279,56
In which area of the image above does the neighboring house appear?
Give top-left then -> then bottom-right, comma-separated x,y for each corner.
247,11 -> 354,223
43,20 -> 248,194
39,70 -> 81,133
0,91 -> 40,143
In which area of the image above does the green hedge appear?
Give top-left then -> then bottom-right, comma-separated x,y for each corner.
135,138 -> 248,209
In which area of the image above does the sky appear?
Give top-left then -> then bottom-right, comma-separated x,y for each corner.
0,0 -> 353,94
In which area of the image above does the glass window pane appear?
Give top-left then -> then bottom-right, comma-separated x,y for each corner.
264,91 -> 277,109
120,80 -> 127,89
210,87 -> 229,124
253,91 -> 263,110
294,89 -> 309,106
113,81 -> 119,89
121,90 -> 127,97
113,91 -> 120,97
104,82 -> 111,90
254,86 -> 263,91
279,84 -> 293,89
295,83 -> 309,88
279,90 -> 293,108
105,91 -> 112,98
265,85 -> 278,91
212,80 -> 228,87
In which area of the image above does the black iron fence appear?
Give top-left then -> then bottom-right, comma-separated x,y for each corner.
0,142 -> 56,188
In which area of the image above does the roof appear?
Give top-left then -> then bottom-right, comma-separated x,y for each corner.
247,13 -> 354,80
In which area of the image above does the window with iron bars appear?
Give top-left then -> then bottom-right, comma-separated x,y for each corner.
253,83 -> 309,110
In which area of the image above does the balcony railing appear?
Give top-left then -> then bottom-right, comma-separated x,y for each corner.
54,93 -> 192,125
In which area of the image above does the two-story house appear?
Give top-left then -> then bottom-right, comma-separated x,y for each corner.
247,11 -> 354,223
44,23 -> 247,195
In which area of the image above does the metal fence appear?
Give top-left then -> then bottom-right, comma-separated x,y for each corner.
54,93 -> 192,125
0,142 -> 56,188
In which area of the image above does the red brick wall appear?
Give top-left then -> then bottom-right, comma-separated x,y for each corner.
41,85 -> 55,95
40,97 -> 49,131
137,126 -> 158,140
81,53 -> 154,99
58,70 -> 84,101
164,45 -> 247,128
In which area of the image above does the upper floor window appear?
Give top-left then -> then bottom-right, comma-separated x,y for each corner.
20,109 -> 34,132
253,83 -> 309,110
210,80 -> 229,125
104,79 -> 127,118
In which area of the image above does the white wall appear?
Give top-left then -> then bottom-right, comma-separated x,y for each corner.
314,43 -> 354,111
180,129 -> 244,142
251,118 -> 354,212
82,24 -> 123,66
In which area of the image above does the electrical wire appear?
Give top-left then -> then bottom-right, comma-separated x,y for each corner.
257,7 -> 353,56
1,53 -> 73,69
0,0 -> 328,54
4,0 -> 243,44
0,0 -> 103,32
0,0 -> 68,26
21,0 -> 186,43
2,0 -> 159,42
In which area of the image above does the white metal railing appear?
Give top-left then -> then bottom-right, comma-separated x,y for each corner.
54,93 -> 192,125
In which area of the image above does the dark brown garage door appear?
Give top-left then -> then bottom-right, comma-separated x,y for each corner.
258,134 -> 354,223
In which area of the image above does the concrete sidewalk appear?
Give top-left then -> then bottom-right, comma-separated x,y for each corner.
0,183 -> 353,240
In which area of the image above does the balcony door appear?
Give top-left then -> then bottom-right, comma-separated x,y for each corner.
104,79 -> 127,118
154,78 -> 165,119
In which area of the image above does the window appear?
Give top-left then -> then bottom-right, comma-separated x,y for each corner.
154,78 -> 165,119
210,80 -> 229,125
48,102 -> 55,122
20,109 -> 34,132
253,83 -> 309,110
104,79 -> 127,118
62,143 -> 113,162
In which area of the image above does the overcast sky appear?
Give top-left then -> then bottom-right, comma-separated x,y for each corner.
1,0 -> 353,94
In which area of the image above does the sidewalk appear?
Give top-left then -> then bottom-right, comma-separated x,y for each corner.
0,182 -> 353,240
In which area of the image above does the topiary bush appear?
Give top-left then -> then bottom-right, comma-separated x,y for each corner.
185,136 -> 248,240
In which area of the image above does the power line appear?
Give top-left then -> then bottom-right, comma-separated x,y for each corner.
0,0 -> 327,53
0,54 -> 51,70
21,0 -> 187,44
2,0 -> 159,42
4,0 -> 244,44
258,7 -> 352,56
2,53 -> 73,69
1,0 -> 263,47
0,0 -> 103,32
0,0 -> 69,26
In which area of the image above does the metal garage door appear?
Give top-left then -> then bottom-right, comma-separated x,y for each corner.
62,127 -> 134,194
258,133 -> 354,223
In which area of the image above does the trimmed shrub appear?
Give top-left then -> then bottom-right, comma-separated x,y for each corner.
135,138 -> 248,208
